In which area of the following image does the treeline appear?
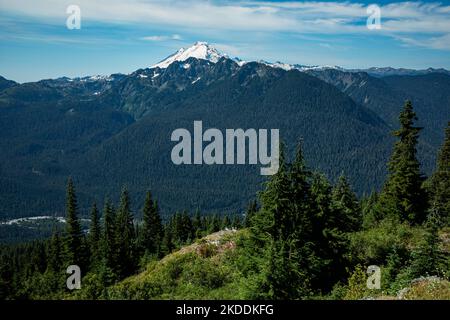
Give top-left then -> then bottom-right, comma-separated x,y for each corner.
0,182 -> 242,299
239,101 -> 449,298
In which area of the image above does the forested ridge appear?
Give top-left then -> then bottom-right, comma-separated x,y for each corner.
0,101 -> 449,300
1,60 -> 450,220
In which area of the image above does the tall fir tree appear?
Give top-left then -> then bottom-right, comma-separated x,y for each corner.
252,144 -> 312,298
289,142 -> 313,238
115,188 -> 136,278
379,101 -> 427,224
331,174 -> 361,232
88,202 -> 101,269
254,143 -> 291,241
427,121 -> 450,225
64,177 -> 83,267
141,191 -> 164,256
361,191 -> 382,229
409,213 -> 447,278
192,209 -> 203,238
47,230 -> 62,273
102,199 -> 117,275
162,224 -> 174,255
244,200 -> 258,228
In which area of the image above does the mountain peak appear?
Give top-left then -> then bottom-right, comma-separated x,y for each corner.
152,41 -> 227,69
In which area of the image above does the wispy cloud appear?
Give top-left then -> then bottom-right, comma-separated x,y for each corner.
141,34 -> 182,41
0,0 -> 449,50
395,33 -> 450,50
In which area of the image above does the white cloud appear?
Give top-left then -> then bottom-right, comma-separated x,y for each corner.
395,33 -> 450,50
141,34 -> 182,41
1,0 -> 449,50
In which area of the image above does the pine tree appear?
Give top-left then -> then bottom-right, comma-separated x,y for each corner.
361,191 -> 382,229
427,121 -> 450,225
141,191 -> 163,256
309,172 -> 336,289
289,142 -> 313,238
47,231 -> 62,273
254,144 -> 291,241
115,187 -> 136,278
232,214 -> 242,229
102,199 -> 117,275
331,174 -> 361,232
379,101 -> 427,224
252,144 -> 312,298
208,214 -> 221,234
221,215 -> 232,229
409,213 -> 447,278
64,177 -> 83,267
88,202 -> 101,269
244,200 -> 258,228
162,223 -> 174,255
192,209 -> 202,238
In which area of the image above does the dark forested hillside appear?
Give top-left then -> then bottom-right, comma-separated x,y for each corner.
0,58 -> 449,223
308,69 -> 450,174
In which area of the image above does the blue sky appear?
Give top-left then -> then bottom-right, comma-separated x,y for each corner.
1,0 -> 450,83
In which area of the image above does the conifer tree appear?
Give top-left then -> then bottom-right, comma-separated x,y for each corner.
252,144 -> 312,298
379,101 -> 427,224
102,199 -> 117,274
209,214 -> 221,233
427,121 -> 450,225
289,142 -> 313,238
409,213 -> 447,278
192,209 -> 202,238
115,188 -> 136,278
47,231 -> 62,273
221,215 -> 232,229
361,191 -> 382,229
232,214 -> 242,229
88,202 -> 101,268
254,144 -> 291,241
331,174 -> 361,232
308,172 -> 335,289
162,224 -> 174,255
244,200 -> 258,228
141,191 -> 163,256
64,177 -> 83,267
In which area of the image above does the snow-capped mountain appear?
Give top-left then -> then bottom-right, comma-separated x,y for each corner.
152,41 -> 227,69
152,41 -> 344,73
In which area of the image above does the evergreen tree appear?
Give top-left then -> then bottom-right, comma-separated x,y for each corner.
379,101 -> 427,224
254,144 -> 291,241
208,214 -> 221,234
64,178 -> 83,267
192,209 -> 202,238
409,213 -> 447,278
308,172 -> 335,289
232,214 -> 242,229
244,200 -> 258,228
221,215 -> 232,229
427,121 -> 450,225
47,231 -> 62,273
115,187 -> 136,278
289,142 -> 313,239
252,144 -> 312,298
141,191 -> 163,256
88,202 -> 101,268
331,174 -> 361,232
162,223 -> 174,255
102,199 -> 117,275
361,191 -> 382,229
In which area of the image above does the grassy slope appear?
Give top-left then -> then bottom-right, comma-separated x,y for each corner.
105,227 -> 449,300
109,230 -> 248,300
